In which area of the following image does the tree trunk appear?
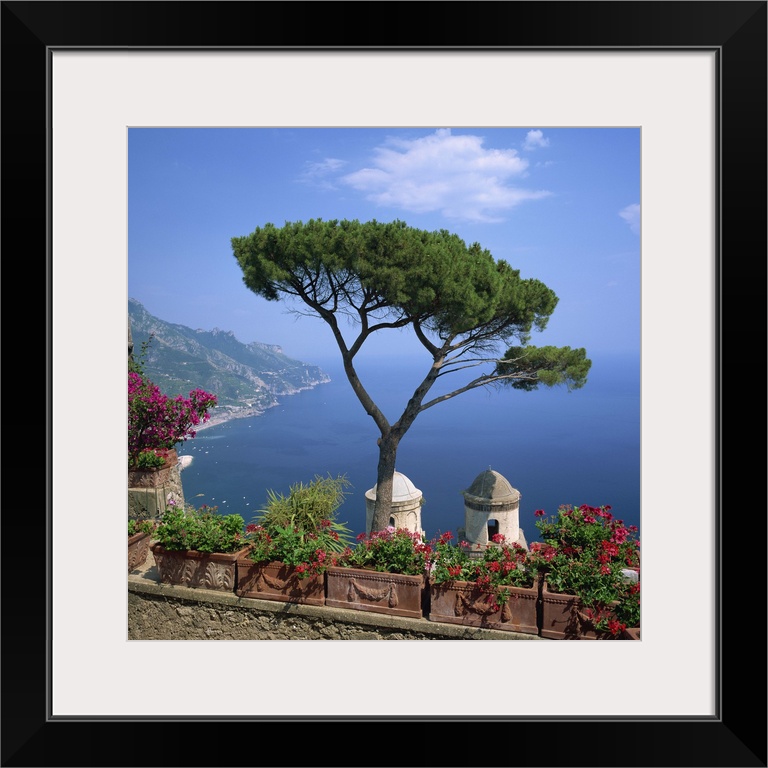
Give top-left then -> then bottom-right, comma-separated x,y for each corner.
370,433 -> 400,533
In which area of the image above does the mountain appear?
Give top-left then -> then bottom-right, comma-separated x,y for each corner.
128,298 -> 330,424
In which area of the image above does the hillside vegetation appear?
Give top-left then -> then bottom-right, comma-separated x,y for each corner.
128,298 -> 330,419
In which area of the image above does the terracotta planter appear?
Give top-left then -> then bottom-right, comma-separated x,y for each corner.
540,580 -> 623,640
325,566 -> 425,619
128,531 -> 151,573
235,559 -> 325,606
429,579 -> 539,635
128,448 -> 178,488
151,542 -> 249,592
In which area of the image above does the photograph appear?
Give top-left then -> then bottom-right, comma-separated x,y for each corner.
126,125 -> 642,644
5,0 -> 763,765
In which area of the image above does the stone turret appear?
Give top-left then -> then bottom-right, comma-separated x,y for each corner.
460,469 -> 526,556
365,471 -> 424,536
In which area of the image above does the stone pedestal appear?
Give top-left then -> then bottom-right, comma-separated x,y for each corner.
128,453 -> 185,520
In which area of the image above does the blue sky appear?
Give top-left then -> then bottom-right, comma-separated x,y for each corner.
128,127 -> 640,364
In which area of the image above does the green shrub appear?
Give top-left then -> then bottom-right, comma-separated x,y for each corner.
153,503 -> 247,553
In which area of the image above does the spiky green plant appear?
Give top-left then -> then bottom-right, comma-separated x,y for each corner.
253,473 -> 354,552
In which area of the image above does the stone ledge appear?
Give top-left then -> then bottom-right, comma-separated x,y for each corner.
128,552 -> 547,641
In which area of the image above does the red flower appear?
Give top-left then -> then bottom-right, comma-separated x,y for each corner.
601,540 -> 620,557
607,619 -> 626,636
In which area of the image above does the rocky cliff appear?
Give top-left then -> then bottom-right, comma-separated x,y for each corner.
128,298 -> 330,425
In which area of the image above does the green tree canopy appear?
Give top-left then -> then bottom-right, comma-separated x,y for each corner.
232,218 -> 591,532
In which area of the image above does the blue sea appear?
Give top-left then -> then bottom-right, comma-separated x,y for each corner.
177,352 -> 640,544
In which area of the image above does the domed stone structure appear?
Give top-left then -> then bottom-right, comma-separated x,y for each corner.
461,469 -> 526,555
365,471 -> 424,535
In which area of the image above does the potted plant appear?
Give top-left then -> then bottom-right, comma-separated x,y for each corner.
150,501 -> 251,592
325,526 -> 431,619
128,370 -> 217,475
236,520 -> 346,606
128,518 -> 156,573
528,504 -> 640,639
127,347 -> 217,523
428,531 -> 541,635
236,474 -> 355,606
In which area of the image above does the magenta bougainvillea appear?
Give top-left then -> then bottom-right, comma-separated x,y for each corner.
128,372 -> 217,468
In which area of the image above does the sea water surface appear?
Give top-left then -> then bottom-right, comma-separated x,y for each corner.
177,352 -> 640,544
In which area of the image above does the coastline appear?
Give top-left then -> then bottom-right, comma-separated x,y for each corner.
192,378 -> 332,434
193,404 -> 269,432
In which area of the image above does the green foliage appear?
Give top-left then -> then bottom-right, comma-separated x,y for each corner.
495,345 -> 591,391
133,449 -> 168,469
529,504 -> 641,634
428,531 -> 473,583
128,519 -> 156,537
246,520 -> 347,578
128,333 -> 154,376
343,527 -> 430,576
254,473 -> 354,552
231,218 -> 560,343
429,531 -> 538,608
153,503 -> 247,554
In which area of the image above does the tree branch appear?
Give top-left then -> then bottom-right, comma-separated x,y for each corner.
419,370 -> 539,412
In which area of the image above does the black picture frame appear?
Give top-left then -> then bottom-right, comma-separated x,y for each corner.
4,2 -> 765,766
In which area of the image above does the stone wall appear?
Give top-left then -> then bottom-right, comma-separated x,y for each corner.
127,581 -> 545,641
128,463 -> 185,520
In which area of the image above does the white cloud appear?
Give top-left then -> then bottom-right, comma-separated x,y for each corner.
299,157 -> 347,188
523,129 -> 550,151
339,129 -> 551,223
619,203 -> 641,235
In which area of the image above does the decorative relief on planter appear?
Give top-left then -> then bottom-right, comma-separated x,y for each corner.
235,559 -> 325,606
540,581 -> 621,640
325,566 -> 425,619
429,580 -> 539,635
128,532 -> 151,573
151,544 -> 249,592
